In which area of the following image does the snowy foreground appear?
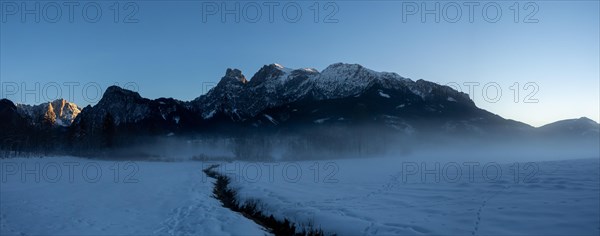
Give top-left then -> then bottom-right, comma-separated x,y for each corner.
0,157 -> 264,235
217,157 -> 600,235
1,156 -> 599,235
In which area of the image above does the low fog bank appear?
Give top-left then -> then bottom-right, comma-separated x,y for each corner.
89,128 -> 599,164
3,121 -> 595,162
403,138 -> 599,163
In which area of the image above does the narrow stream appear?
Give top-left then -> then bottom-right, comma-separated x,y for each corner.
203,164 -> 326,236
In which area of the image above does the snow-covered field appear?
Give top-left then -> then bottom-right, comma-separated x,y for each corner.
218,156 -> 600,235
0,156 -> 264,235
1,155 -> 598,235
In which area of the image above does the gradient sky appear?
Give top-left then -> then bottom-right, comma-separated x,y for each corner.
1,0 -> 598,127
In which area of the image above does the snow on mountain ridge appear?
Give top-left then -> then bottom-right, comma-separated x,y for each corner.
192,62 -> 471,121
273,63 -> 293,73
310,63 -> 414,99
16,99 -> 81,126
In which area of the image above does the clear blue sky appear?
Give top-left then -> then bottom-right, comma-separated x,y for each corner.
1,0 -> 598,127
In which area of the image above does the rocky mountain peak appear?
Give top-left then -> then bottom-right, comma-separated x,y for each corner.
43,102 -> 57,124
248,64 -> 288,85
14,98 -> 81,127
321,63 -> 376,78
324,62 -> 363,71
223,68 -> 247,84
50,99 -> 81,126
0,99 -> 30,132
0,99 -> 17,112
577,117 -> 599,126
101,86 -> 143,102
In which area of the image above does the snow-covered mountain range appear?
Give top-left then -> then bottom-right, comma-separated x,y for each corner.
190,63 -> 475,122
65,62 -> 510,136
1,63 -> 598,147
